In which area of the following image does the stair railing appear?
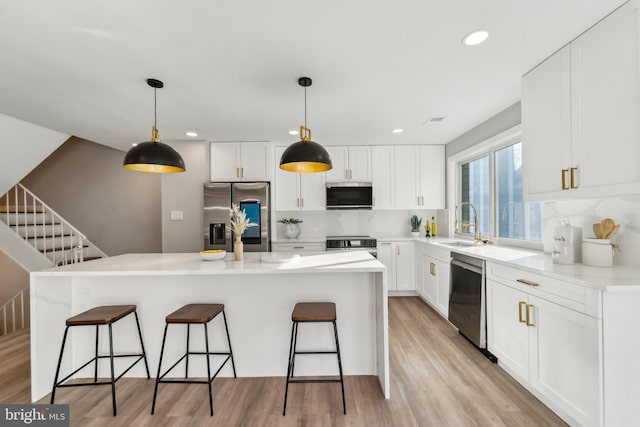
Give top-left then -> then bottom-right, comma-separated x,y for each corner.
0,286 -> 28,336
2,183 -> 91,265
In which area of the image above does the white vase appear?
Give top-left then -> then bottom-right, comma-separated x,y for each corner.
410,231 -> 421,237
283,223 -> 301,239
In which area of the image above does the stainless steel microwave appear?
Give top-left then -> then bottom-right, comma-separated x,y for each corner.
326,182 -> 373,210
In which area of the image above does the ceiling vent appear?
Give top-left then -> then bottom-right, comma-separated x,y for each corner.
422,116 -> 446,126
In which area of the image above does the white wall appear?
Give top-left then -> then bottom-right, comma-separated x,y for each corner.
0,113 -> 69,195
161,140 -> 209,252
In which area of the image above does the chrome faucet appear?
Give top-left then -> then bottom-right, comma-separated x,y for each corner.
456,202 -> 482,243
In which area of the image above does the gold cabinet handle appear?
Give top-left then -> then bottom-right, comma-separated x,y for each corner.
526,304 -> 534,326
300,198 -> 304,208
561,169 -> 569,190
429,262 -> 436,276
517,278 -> 539,287
417,196 -> 420,206
380,242 -> 392,245
242,167 -> 245,177
293,246 -> 304,249
373,197 -> 376,207
570,167 -> 578,189
397,246 -> 400,255
518,301 -> 526,323
345,170 -> 349,180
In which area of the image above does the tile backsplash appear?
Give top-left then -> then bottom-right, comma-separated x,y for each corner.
275,209 -> 448,240
544,196 -> 640,267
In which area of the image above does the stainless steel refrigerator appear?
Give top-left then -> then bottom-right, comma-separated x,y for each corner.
204,182 -> 271,252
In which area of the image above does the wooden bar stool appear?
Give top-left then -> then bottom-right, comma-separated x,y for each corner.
151,303 -> 236,416
283,302 -> 346,415
50,305 -> 150,416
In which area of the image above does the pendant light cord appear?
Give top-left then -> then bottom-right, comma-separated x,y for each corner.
303,85 -> 307,127
154,87 -> 157,129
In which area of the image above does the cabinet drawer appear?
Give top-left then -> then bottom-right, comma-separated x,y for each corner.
487,263 -> 601,318
272,242 -> 325,252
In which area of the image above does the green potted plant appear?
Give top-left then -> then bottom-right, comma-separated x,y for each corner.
410,215 -> 422,237
278,218 -> 303,239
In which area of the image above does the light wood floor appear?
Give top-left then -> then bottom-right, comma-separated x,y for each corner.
0,297 -> 566,426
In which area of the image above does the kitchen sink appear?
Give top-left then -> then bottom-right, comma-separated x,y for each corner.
437,240 -> 477,247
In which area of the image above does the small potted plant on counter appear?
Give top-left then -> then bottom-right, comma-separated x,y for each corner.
278,218 -> 303,239
410,215 -> 422,237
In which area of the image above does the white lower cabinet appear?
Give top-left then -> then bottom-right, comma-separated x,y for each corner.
377,241 -> 414,292
486,264 -> 601,427
417,244 -> 450,317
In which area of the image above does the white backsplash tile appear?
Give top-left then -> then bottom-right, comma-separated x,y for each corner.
275,209 -> 446,240
544,196 -> 640,267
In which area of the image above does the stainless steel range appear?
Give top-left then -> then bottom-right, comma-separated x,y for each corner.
326,236 -> 377,258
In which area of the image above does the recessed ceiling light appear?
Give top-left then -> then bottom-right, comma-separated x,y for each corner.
463,30 -> 489,46
185,131 -> 198,137
392,128 -> 403,134
288,130 -> 299,135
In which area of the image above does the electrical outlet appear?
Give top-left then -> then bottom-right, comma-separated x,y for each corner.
170,210 -> 184,220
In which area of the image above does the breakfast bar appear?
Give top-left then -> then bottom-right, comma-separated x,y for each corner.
29,251 -> 389,402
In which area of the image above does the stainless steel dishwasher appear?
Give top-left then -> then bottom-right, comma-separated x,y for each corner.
448,252 -> 497,362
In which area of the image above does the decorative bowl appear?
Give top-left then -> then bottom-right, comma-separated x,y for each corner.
200,250 -> 226,261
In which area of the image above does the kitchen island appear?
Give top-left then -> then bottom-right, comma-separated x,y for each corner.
29,251 -> 388,402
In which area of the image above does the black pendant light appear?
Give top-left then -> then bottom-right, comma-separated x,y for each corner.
123,78 -> 186,173
279,77 -> 332,173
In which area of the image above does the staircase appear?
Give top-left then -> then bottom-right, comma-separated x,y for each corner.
0,183 -> 107,268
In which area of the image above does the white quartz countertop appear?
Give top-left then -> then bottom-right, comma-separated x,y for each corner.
32,251 -> 385,277
409,236 -> 640,291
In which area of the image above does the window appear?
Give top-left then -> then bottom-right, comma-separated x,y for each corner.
452,126 -> 543,247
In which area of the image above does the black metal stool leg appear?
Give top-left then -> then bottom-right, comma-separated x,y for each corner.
185,323 -> 190,378
291,321 -> 299,378
133,311 -> 150,378
108,323 -> 117,416
283,320 -> 297,416
51,326 -> 70,404
222,310 -> 237,378
151,323 -> 169,415
204,322 -> 213,416
334,320 -> 346,414
94,324 -> 99,382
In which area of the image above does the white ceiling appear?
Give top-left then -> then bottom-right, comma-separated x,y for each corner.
0,0 -> 628,152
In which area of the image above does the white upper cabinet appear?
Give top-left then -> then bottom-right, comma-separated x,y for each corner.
274,146 -> 325,211
371,146 -> 394,210
325,146 -> 371,182
210,142 -> 271,181
523,0 -> 640,201
522,45 -> 573,200
394,145 -> 445,209
571,0 -> 640,198
394,146 -> 421,209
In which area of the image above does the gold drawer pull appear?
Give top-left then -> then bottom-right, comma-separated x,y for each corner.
518,301 -> 526,323
526,304 -> 534,326
517,278 -> 539,287
293,246 -> 304,249
561,169 -> 569,190
429,262 -> 436,276
570,167 -> 578,189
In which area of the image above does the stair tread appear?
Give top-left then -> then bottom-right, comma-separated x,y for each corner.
39,243 -> 89,252
0,206 -> 44,213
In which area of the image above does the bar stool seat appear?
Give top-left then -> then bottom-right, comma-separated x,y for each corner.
151,304 -> 236,416
51,305 -> 150,416
283,302 -> 346,415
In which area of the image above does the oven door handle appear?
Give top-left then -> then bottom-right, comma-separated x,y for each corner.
450,259 -> 484,275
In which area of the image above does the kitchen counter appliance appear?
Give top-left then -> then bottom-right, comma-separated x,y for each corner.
326,236 -> 377,258
204,182 -> 270,252
448,251 -> 496,362
326,182 -> 373,210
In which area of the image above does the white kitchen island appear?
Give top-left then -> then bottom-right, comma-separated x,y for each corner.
29,251 -> 389,402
